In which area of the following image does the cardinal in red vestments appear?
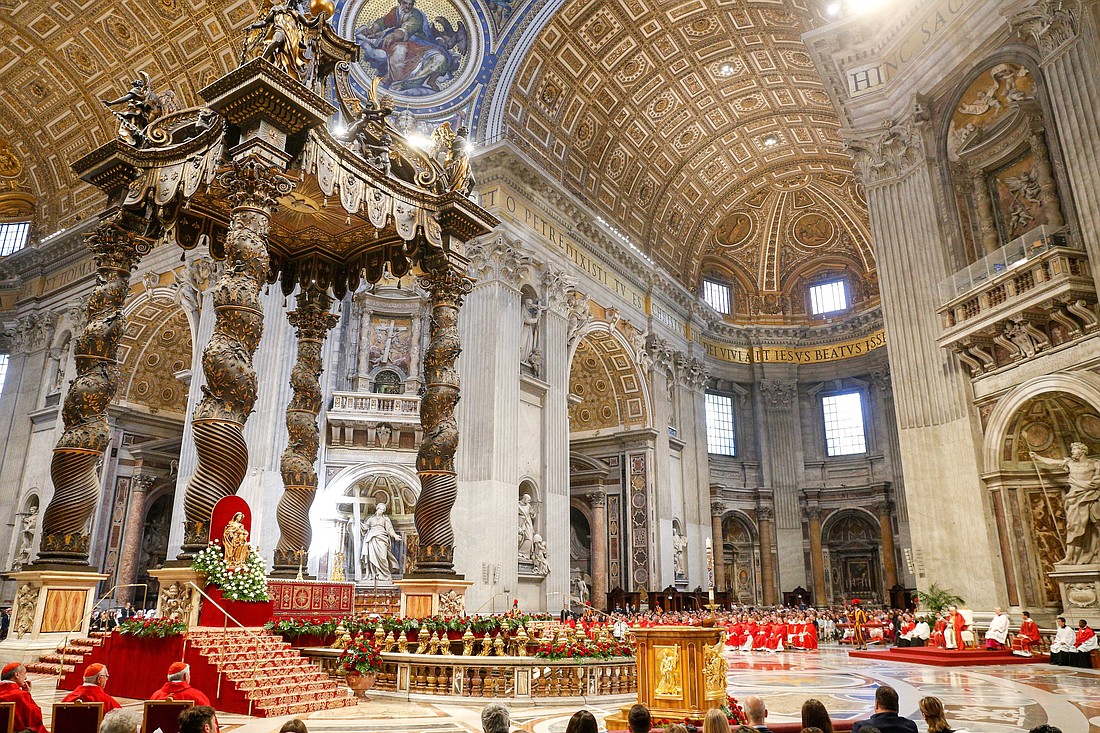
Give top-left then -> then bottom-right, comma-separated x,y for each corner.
948,607 -> 969,650
62,663 -> 121,712
150,663 -> 213,706
0,662 -> 48,733
1012,611 -> 1042,657
930,615 -> 947,648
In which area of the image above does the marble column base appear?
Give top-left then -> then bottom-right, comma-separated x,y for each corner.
147,567 -> 205,628
1051,563 -> 1100,627
0,569 -> 107,663
395,577 -> 473,619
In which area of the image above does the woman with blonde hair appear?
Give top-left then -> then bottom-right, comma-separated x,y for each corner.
919,695 -> 955,733
703,707 -> 732,733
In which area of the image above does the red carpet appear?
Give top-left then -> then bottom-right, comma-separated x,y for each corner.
848,646 -> 1048,667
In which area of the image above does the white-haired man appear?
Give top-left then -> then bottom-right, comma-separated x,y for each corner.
985,607 -> 1009,650
150,662 -> 212,706
99,708 -> 142,733
63,663 -> 120,712
481,702 -> 509,733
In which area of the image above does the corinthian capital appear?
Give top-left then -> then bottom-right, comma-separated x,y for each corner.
541,265 -> 574,313
843,118 -> 927,186
759,379 -> 797,409
1007,0 -> 1081,60
465,234 -> 533,287
7,312 -> 57,354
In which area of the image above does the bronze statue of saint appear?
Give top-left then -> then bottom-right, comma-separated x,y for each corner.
222,511 -> 251,570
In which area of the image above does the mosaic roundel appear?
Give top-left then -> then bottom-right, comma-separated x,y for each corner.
792,212 -> 835,248
340,0 -> 481,106
715,212 -> 753,248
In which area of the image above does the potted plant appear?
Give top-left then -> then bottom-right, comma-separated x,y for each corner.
338,636 -> 382,699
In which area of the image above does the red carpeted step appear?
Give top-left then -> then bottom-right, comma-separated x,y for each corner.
849,647 -> 1049,666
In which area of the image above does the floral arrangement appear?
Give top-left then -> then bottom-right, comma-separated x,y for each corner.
653,694 -> 746,728
118,618 -> 187,638
337,636 -> 383,676
265,616 -> 340,639
341,613 -> 552,637
190,540 -> 270,602
533,638 -> 634,660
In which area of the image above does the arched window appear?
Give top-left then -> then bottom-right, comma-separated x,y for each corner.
372,369 -> 402,394
0,221 -> 29,257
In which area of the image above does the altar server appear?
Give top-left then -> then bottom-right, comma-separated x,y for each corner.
1012,611 -> 1041,657
1049,617 -> 1077,666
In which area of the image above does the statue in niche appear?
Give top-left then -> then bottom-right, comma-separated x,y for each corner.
12,507 -> 37,569
570,573 -> 591,607
1031,442 -> 1100,565
49,344 -> 68,394
361,502 -> 400,586
527,348 -> 543,379
517,493 -> 537,563
672,524 -> 687,579
520,295 -> 544,363
531,534 -> 549,575
222,512 -> 251,570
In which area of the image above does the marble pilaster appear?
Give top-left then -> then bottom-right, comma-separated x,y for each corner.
757,506 -> 777,606
588,492 -> 608,609
807,506 -> 827,606
756,377 -> 805,594
540,283 -> 570,612
710,504 -> 725,592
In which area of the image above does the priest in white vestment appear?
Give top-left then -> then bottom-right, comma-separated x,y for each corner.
912,618 -> 930,647
985,607 -> 1010,650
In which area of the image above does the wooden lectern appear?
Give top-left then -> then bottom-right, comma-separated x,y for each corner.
606,626 -> 727,730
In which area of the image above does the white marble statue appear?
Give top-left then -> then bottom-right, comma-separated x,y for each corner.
520,295 -> 544,363
672,524 -> 687,578
518,493 -> 537,562
531,534 -> 549,575
12,507 -> 37,568
1031,442 -> 1100,565
570,573 -> 591,607
361,502 -> 400,586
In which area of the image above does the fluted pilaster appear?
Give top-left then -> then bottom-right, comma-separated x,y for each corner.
757,378 -> 804,592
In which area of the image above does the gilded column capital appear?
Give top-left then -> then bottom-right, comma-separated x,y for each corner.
1007,0 -> 1082,61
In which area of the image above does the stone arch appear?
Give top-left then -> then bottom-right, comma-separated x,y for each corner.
317,463 -> 421,583
822,509 -> 882,604
117,294 -> 193,415
567,324 -> 650,434
717,510 -> 760,605
979,373 -> 1100,609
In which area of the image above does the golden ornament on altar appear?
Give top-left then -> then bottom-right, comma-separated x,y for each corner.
310,0 -> 335,17
382,631 -> 395,653
415,626 -> 430,654
461,628 -> 475,656
397,631 -> 409,653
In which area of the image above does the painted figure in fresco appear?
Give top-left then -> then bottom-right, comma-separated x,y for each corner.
361,502 -> 400,586
222,512 -> 250,570
355,0 -> 468,96
1031,442 -> 1100,565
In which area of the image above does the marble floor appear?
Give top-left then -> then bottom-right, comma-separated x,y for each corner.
28,647 -> 1100,732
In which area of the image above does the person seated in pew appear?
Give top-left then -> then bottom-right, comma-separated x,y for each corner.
63,663 -> 121,713
911,616 -> 930,647
0,662 -> 47,733
150,662 -> 212,706
1075,619 -> 1098,668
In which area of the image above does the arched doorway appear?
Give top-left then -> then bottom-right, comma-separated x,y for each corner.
569,505 -> 592,608
822,510 -> 882,605
983,387 -> 1100,610
136,493 -> 173,604
720,513 -> 759,606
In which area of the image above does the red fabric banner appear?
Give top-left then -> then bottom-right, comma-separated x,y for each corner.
268,579 -> 354,618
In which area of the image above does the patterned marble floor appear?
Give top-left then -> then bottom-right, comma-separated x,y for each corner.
27,647 -> 1100,732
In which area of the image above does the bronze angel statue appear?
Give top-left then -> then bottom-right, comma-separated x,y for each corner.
101,72 -> 162,148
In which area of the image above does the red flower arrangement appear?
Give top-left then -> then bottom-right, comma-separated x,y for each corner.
533,638 -> 634,660
653,695 -> 746,728
337,636 -> 383,675
117,618 -> 187,638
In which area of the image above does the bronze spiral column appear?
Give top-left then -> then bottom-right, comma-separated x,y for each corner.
273,285 -> 337,576
179,158 -> 291,556
39,214 -> 151,564
413,266 -> 473,574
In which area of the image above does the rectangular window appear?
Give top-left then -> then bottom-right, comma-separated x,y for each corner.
0,354 -> 8,393
0,222 -> 30,257
702,279 -> 731,315
705,392 -> 736,456
822,391 -> 867,456
809,278 -> 848,315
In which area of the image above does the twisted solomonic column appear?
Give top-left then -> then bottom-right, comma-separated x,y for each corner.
39,215 -> 152,564
412,266 -> 473,574
273,286 -> 338,576
179,158 -> 292,557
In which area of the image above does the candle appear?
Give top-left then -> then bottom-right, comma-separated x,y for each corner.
706,538 -> 715,603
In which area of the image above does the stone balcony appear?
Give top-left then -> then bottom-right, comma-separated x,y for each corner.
326,391 -> 421,449
937,227 -> 1098,377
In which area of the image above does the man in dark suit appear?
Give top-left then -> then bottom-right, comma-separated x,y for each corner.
852,685 -> 918,733
743,695 -> 773,732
